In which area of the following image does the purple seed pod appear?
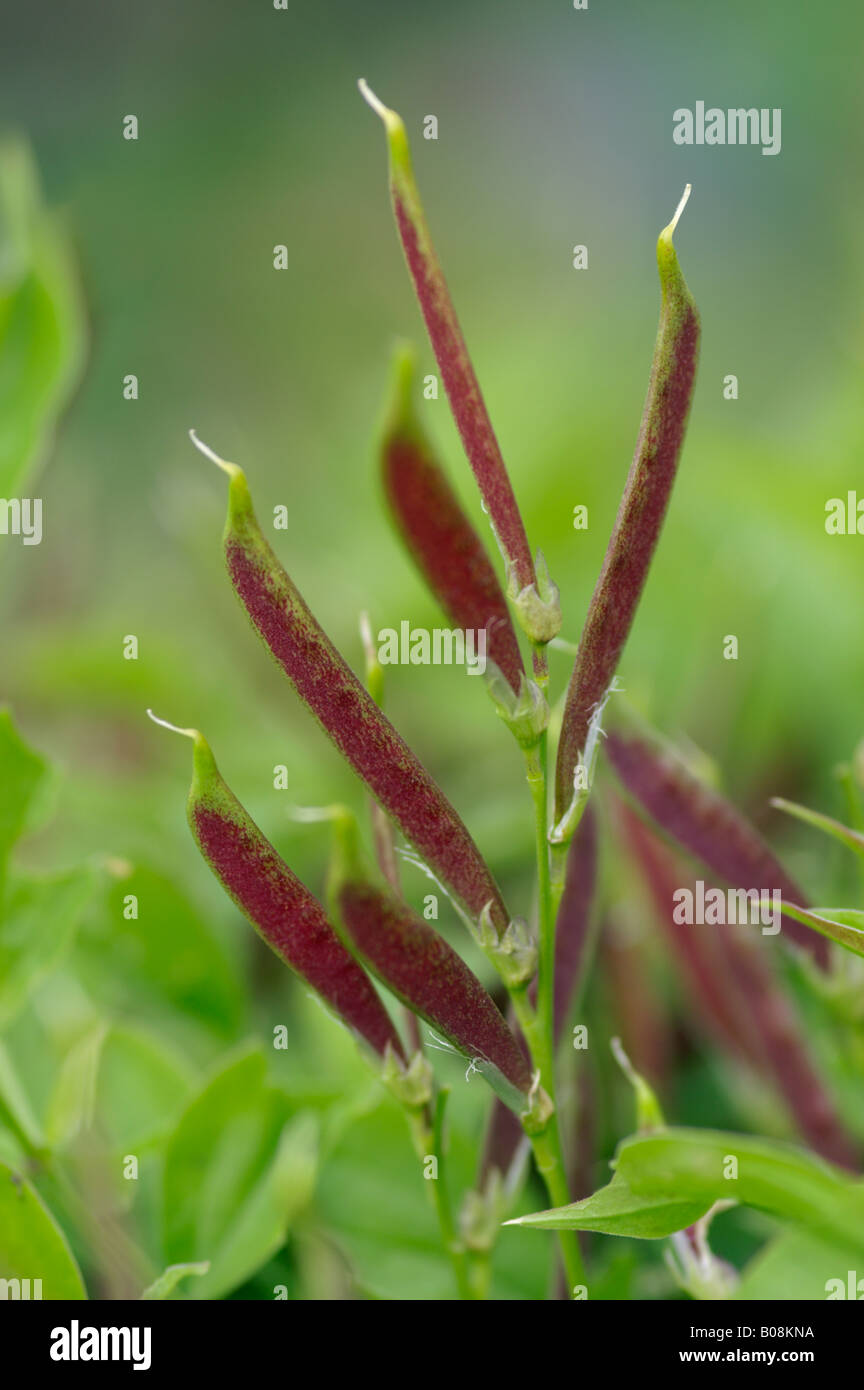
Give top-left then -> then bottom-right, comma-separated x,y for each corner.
605,709 -> 828,968
618,802 -> 856,1170
381,344 -> 525,695
359,82 -> 558,643
555,188 -> 700,820
328,816 -> 532,1112
148,713 -> 404,1060
552,807 -> 598,1037
190,432 -> 511,936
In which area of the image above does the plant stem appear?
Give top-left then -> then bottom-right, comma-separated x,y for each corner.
518,732 -> 586,1294
415,1090 -> 475,1300
526,734 -> 555,1072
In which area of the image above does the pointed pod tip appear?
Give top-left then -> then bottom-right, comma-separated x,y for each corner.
384,339 -> 420,439
660,183 -> 692,244
188,429 -> 243,482
358,79 -> 410,172
146,708 -> 199,743
656,185 -> 694,297
357,78 -> 399,129
147,709 -> 218,790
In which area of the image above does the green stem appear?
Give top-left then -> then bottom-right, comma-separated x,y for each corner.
526,734 -> 555,1076
415,1090 -> 475,1300
518,733 -> 586,1294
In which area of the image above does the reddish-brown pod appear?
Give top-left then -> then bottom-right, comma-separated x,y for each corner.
328,816 -> 532,1112
381,345 -> 525,694
148,712 -> 404,1061
189,432 -> 511,937
555,188 -> 700,823
606,707 -> 828,968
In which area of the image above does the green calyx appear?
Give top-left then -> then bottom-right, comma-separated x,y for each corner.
382,1045 -> 434,1111
486,666 -> 549,749
472,904 -> 537,988
509,550 -> 561,645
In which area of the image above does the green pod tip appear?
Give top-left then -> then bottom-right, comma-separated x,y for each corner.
657,183 -> 695,303
358,79 -> 412,179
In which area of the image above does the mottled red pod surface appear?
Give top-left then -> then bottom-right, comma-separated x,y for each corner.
381,346 -> 525,694
207,446 -> 510,936
177,722 -> 404,1059
332,858 -> 531,1110
360,81 -> 536,600
555,190 -> 700,820
606,710 -> 828,968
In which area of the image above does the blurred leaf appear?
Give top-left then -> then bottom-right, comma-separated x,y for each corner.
617,1128 -> 864,1255
96,1025 -> 195,1153
777,902 -> 864,960
162,1046 -> 315,1299
44,1022 -> 107,1149
508,1171 -> 709,1238
0,707 -> 49,898
0,1159 -> 86,1298
76,864 -> 244,1039
0,1039 -> 45,1158
44,1021 -> 193,1158
0,864 -> 98,1027
140,1260 -> 210,1301
0,139 -> 86,497
735,1226 -> 864,1301
316,1093 -> 550,1300
772,796 -> 864,861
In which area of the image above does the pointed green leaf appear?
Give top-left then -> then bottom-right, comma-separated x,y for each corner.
771,797 -> 864,861
617,1128 -> 864,1255
0,139 -> 86,497
0,1160 -> 86,1299
772,901 -> 864,960
507,1171 -> 709,1238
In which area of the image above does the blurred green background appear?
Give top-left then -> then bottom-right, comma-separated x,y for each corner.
2,0 -> 864,1298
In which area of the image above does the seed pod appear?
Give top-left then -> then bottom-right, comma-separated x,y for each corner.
606,707 -> 828,968
555,188 -> 700,820
149,713 -> 404,1060
381,344 -> 525,694
359,81 -> 556,643
551,806 -> 598,1037
191,433 -> 510,936
328,814 -> 532,1112
618,802 -> 856,1169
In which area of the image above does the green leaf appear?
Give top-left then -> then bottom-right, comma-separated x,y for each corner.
0,1039 -> 46,1159
0,707 -> 50,898
0,139 -> 86,498
0,865 -> 98,1026
617,1128 -> 864,1256
43,1023 -> 107,1149
75,864 -> 244,1039
735,1227 -> 864,1301
505,1171 -> 709,1238
46,1021 -> 194,1158
162,1047 -> 316,1299
95,1025 -> 194,1153
774,901 -> 864,960
140,1261 -> 210,1301
771,797 -> 864,861
0,1160 -> 86,1299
